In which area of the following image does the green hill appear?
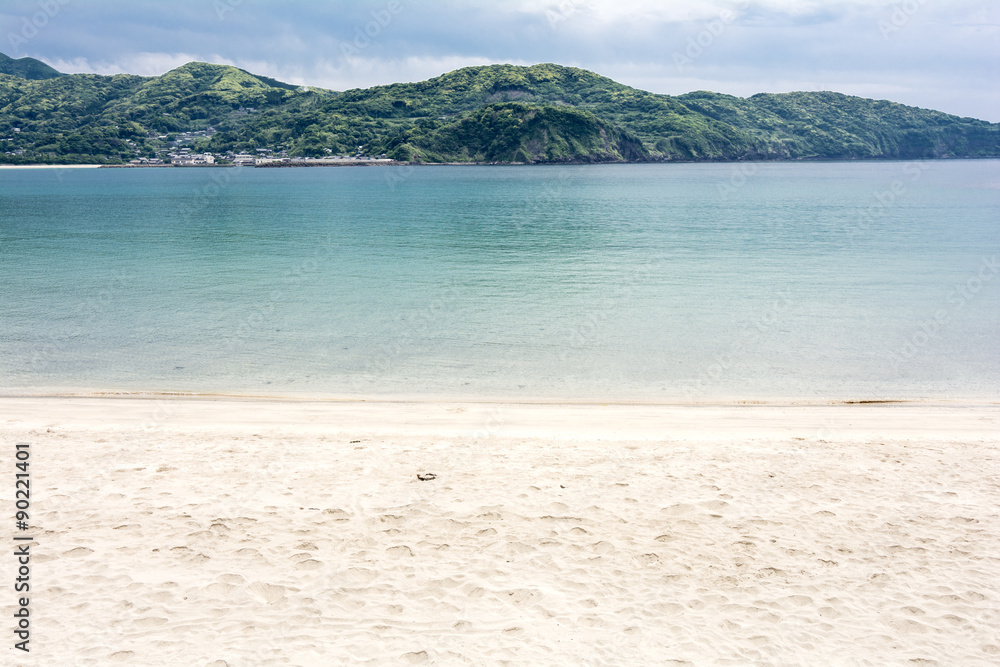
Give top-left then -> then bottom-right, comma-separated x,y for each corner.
0,52 -> 63,80
0,58 -> 997,164
385,102 -> 648,163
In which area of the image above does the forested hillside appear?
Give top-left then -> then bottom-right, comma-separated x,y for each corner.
1,55 -> 997,164
0,52 -> 62,80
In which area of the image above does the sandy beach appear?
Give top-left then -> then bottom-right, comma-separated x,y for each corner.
2,397 -> 998,666
0,164 -> 103,169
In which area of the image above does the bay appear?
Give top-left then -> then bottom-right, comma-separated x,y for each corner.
1,160 -> 997,400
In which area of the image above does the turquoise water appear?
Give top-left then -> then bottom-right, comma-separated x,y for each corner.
1,161 -> 998,400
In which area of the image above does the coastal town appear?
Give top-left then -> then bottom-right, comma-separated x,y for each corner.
128,126 -> 394,167
128,149 -> 395,167
4,120 -> 395,167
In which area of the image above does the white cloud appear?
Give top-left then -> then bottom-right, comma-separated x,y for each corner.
47,51 -> 526,94
602,60 -> 1000,121
303,55 -> 526,91
12,0 -> 999,121
509,0 -> 902,25
48,53 -> 209,77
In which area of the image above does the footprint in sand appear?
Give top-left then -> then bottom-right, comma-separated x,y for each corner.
340,567 -> 379,585
247,582 -> 285,605
387,545 -> 414,557
134,617 -> 168,627
637,553 -> 660,566
380,514 -> 407,528
63,547 -> 94,557
592,541 -> 615,555
295,559 -> 323,570
506,589 -> 542,606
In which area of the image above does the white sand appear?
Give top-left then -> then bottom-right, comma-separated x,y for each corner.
2,397 -> 999,666
0,164 -> 102,169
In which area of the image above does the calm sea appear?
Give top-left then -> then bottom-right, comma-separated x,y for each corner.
1,161 -> 997,401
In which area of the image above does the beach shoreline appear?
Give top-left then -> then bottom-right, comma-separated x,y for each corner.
0,163 -> 103,169
3,395 -> 999,440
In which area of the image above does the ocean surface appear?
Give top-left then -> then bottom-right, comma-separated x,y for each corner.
1,161 -> 998,401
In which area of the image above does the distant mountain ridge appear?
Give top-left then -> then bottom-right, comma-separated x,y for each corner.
0,54 -> 997,164
0,52 -> 62,80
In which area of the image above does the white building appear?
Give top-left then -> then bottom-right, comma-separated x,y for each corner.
171,154 -> 216,166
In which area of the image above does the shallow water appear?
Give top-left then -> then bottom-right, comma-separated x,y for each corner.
1,160 -> 997,400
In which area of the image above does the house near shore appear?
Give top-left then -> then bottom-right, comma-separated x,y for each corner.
171,153 -> 215,166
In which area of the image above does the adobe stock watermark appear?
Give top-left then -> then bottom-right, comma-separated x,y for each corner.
558,261 -> 659,362
878,0 -> 929,40
717,161 -> 758,200
219,236 -> 350,354
139,397 -> 179,433
471,406 -> 507,440
340,1 -> 407,58
842,159 -> 931,243
347,278 -> 462,393
383,163 -> 417,190
681,290 -> 794,400
6,0 -> 71,54
214,0 -> 242,21
177,165 -> 246,224
887,254 -> 998,371
517,171 -> 573,233
673,1 -> 749,73
22,270 -> 133,380
546,0 -> 581,29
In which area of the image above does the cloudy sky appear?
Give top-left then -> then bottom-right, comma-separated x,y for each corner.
3,0 -> 998,121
